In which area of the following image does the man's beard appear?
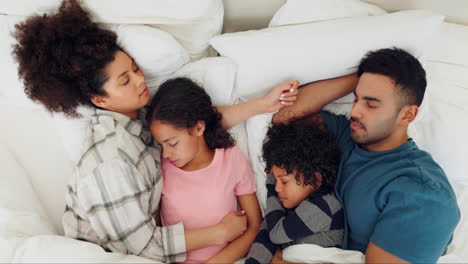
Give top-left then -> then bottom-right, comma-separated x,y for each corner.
350,117 -> 395,146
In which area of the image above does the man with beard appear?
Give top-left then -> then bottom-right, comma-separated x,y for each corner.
272,48 -> 460,263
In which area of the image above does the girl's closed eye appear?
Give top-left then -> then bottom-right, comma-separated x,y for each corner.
122,77 -> 129,85
169,141 -> 178,147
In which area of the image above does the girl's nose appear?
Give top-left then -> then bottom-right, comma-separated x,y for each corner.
162,149 -> 171,160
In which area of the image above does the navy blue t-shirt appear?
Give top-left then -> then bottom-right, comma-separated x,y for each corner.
321,111 -> 460,263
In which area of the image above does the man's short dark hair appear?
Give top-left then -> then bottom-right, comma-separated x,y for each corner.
357,48 -> 427,107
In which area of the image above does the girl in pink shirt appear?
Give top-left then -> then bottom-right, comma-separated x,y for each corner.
147,77 -> 267,263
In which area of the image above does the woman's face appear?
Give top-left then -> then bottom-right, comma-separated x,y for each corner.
91,50 -> 150,118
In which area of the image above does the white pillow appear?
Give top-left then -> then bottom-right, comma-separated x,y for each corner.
0,0 -> 224,60
210,10 -> 444,102
427,22 -> 468,67
0,15 -> 42,110
409,62 -> 468,183
111,24 -> 190,80
269,0 -> 386,27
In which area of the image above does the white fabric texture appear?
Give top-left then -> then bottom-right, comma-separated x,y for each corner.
269,0 -> 387,27
111,24 -> 190,80
210,10 -> 444,102
0,0 -> 224,60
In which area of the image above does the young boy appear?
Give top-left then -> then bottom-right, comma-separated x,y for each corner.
246,122 -> 344,264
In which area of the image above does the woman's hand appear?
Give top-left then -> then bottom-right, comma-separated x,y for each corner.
217,211 -> 247,244
260,80 -> 299,114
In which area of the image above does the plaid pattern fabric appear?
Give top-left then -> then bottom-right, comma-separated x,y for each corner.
62,109 -> 186,263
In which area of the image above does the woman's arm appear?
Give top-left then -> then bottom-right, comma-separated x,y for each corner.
205,194 -> 263,264
185,211 -> 247,251
217,81 -> 299,129
272,73 -> 358,124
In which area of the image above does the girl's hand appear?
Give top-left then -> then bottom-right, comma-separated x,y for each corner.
260,80 -> 299,114
218,211 -> 247,244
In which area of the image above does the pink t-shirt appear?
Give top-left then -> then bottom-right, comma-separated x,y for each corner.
160,145 -> 256,263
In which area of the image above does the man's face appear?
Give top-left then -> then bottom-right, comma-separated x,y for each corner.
350,73 -> 402,149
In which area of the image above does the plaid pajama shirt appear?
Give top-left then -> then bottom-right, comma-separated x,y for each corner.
62,109 -> 186,263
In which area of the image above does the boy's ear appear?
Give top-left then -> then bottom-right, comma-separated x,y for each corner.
314,172 -> 323,190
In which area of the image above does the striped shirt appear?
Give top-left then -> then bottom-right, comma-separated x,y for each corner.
62,109 -> 186,263
246,173 -> 344,264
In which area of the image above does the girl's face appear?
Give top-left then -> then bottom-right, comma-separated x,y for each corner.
150,120 -> 205,170
270,165 -> 315,209
91,50 -> 150,118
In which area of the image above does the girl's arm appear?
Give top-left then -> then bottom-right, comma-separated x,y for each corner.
217,81 -> 299,129
205,194 -> 263,264
185,211 -> 247,251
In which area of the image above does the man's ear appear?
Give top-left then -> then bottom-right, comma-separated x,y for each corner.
91,95 -> 107,108
399,105 -> 419,125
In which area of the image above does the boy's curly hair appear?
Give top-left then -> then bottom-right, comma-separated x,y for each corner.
147,77 -> 235,151
12,0 -> 120,117
262,122 -> 340,192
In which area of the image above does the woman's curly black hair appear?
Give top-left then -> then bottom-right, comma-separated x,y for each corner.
147,77 -> 235,150
12,0 -> 121,117
262,122 -> 340,192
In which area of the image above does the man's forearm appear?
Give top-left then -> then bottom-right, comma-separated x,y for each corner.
273,73 -> 358,123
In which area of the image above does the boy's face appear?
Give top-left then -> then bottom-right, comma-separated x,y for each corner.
271,165 -> 315,209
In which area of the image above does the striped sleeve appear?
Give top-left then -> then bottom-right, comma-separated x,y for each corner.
76,158 -> 186,262
245,221 -> 279,264
264,173 -> 334,245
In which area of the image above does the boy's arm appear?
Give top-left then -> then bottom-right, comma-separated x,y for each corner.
245,221 -> 280,264
217,81 -> 299,129
272,73 -> 358,124
267,197 -> 331,244
205,193 -> 263,264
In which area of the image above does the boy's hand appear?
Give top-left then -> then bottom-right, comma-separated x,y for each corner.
260,81 -> 299,114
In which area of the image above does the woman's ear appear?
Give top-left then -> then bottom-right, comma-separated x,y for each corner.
91,95 -> 107,108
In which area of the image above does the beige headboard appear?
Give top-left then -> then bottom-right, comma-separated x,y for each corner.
223,0 -> 468,33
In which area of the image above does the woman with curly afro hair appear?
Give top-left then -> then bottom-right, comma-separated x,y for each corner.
12,0 -> 299,261
245,122 -> 344,264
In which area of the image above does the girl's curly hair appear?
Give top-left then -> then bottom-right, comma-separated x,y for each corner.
12,0 -> 120,117
262,122 -> 340,192
147,77 -> 235,150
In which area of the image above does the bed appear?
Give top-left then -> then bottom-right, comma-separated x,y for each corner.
0,0 -> 467,262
